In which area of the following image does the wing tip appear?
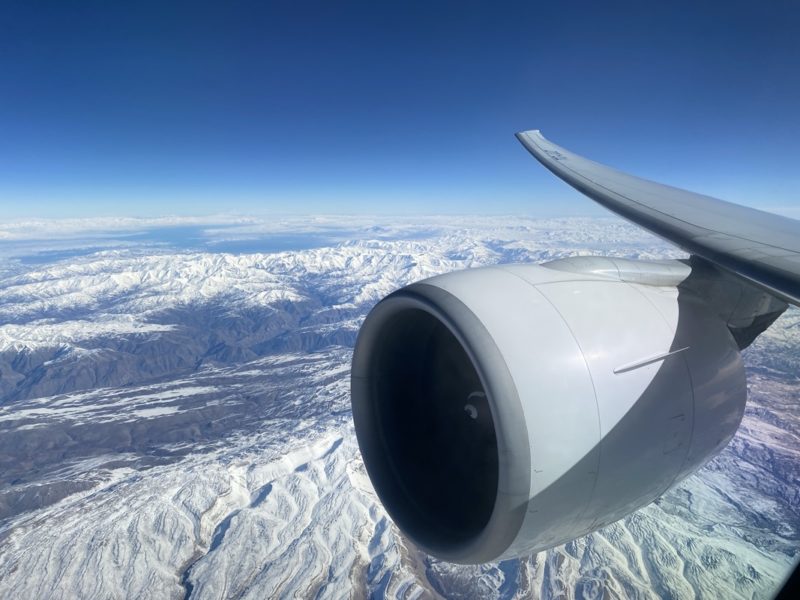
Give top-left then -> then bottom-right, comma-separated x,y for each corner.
515,129 -> 546,151
515,130 -> 547,158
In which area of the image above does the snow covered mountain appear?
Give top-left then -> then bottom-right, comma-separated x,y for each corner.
0,216 -> 797,599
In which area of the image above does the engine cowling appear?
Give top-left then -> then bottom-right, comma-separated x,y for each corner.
350,263 -> 746,564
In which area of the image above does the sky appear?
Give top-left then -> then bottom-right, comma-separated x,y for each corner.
0,0 -> 799,219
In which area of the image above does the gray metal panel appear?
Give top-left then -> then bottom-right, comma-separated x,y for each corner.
516,130 -> 800,306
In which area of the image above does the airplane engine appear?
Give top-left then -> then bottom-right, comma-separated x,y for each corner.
350,263 -> 746,564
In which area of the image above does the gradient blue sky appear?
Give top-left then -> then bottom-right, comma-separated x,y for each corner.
1,0 -> 799,218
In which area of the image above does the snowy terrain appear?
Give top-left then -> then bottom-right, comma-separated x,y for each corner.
0,216 -> 797,599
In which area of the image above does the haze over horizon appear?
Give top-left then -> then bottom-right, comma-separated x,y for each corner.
1,1 -> 798,218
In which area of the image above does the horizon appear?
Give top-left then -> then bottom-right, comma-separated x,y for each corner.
0,213 -> 669,266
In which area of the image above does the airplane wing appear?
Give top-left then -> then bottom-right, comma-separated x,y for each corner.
516,130 -> 800,306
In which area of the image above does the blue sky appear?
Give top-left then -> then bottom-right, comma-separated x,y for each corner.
1,0 -> 798,218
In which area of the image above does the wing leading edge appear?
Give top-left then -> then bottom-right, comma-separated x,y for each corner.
516,130 -> 800,306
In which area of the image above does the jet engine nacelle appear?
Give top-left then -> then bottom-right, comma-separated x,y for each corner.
351,263 -> 746,564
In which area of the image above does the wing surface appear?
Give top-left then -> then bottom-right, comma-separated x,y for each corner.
516,130 -> 800,306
